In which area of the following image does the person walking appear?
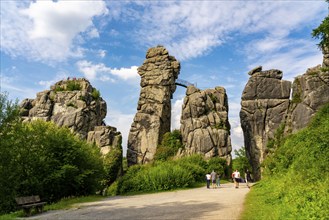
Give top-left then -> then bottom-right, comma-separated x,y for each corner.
245,169 -> 252,188
216,173 -> 221,188
206,173 -> 211,189
210,170 -> 217,189
232,169 -> 241,188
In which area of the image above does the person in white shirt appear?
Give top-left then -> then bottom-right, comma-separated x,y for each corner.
232,170 -> 240,188
206,173 -> 211,189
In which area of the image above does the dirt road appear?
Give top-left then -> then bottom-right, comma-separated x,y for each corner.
26,183 -> 250,220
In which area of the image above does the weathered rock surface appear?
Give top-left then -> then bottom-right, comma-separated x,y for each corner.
179,86 -> 232,163
127,46 -> 180,166
87,126 -> 122,155
240,67 -> 291,181
20,78 -> 122,154
286,65 -> 329,133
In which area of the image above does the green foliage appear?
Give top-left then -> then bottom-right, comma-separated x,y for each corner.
232,147 -> 252,178
154,130 -> 183,161
212,120 -> 227,130
104,154 -> 230,196
320,66 -> 329,72
242,103 -> 329,219
207,157 -> 226,177
91,88 -> 101,100
103,137 -> 123,186
0,92 -> 20,129
0,117 -> 104,214
66,102 -> 77,108
66,80 -> 82,91
312,8 -> 329,50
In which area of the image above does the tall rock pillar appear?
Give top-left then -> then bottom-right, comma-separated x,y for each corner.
127,46 -> 180,166
240,67 -> 291,181
180,86 -> 232,164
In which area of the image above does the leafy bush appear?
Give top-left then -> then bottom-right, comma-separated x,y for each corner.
91,88 -> 101,100
105,154 -> 230,196
207,157 -> 226,177
103,137 -> 123,186
0,117 -> 104,213
66,80 -> 82,91
242,103 -> 329,219
154,130 -> 183,161
232,147 -> 252,178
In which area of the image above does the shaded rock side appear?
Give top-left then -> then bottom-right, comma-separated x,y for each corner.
240,67 -> 291,181
127,46 -> 180,166
20,78 -> 122,155
87,126 -> 122,155
286,65 -> 329,133
179,86 -> 232,164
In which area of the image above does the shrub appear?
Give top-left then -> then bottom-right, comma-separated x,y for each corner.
103,138 -> 123,186
91,88 -> 101,100
66,81 -> 82,91
0,119 -> 104,214
154,130 -> 182,161
242,103 -> 329,219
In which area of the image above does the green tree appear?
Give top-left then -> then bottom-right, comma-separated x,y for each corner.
0,92 -> 21,213
312,1 -> 329,50
154,130 -> 183,161
232,147 -> 252,178
0,109 -> 105,214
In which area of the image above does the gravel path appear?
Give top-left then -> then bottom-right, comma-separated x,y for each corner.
25,183 -> 250,220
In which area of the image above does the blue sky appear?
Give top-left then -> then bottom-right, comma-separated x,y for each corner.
1,0 -> 327,156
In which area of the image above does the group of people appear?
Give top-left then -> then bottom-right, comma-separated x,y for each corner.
232,169 -> 252,188
205,170 -> 220,189
205,169 -> 252,189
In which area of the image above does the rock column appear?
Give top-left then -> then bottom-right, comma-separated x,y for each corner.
240,67 -> 291,181
180,86 -> 232,164
127,46 -> 180,166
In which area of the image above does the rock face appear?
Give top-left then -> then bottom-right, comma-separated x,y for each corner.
287,65 -> 329,133
127,46 -> 180,166
87,126 -> 122,155
241,64 -> 329,181
20,78 -> 122,154
180,86 -> 232,163
240,67 -> 291,181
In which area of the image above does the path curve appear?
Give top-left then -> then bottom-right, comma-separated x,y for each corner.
26,183 -> 250,220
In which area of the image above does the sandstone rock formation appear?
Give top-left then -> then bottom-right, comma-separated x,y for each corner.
20,78 -> 122,154
87,126 -> 122,155
240,67 -> 291,181
127,46 -> 180,166
179,86 -> 232,163
286,65 -> 329,133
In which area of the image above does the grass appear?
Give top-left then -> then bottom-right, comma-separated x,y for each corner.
240,103 -> 329,219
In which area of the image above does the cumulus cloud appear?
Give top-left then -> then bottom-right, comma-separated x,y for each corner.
124,1 -> 326,61
76,60 -> 139,82
1,0 -> 108,63
171,98 -> 184,130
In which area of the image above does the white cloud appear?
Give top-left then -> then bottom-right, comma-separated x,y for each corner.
1,0 -> 108,63
76,60 -> 139,82
246,39 -> 323,81
171,98 -> 184,130
110,66 -> 139,81
98,49 -> 107,58
120,1 -> 326,61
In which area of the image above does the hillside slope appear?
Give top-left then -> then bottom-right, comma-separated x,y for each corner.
241,103 -> 329,219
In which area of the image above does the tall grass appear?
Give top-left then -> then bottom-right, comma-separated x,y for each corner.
241,103 -> 329,219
